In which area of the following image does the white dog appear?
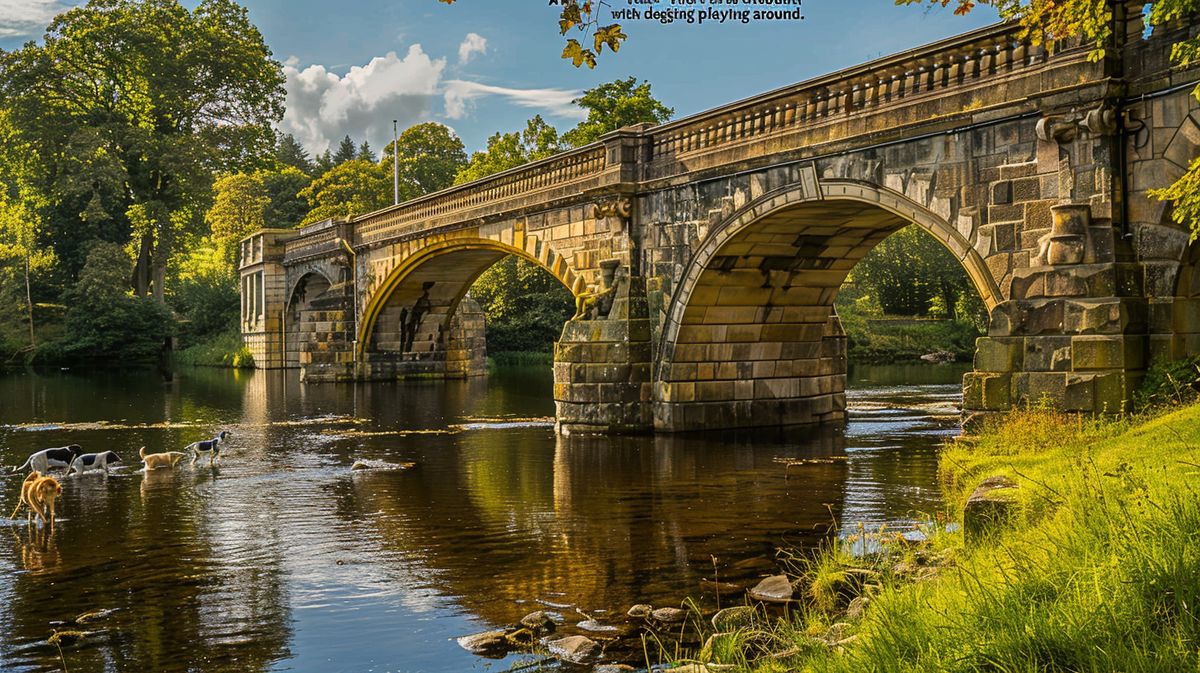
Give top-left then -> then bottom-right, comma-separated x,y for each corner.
13,445 -> 83,473
67,451 -> 122,475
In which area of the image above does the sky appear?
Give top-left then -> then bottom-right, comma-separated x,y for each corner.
0,0 -> 1000,156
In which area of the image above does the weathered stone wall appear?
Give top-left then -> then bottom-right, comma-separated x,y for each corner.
241,7 -> 1200,433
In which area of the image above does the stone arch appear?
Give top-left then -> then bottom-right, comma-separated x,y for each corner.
653,179 -> 1002,431
284,270 -> 335,368
356,236 -> 579,378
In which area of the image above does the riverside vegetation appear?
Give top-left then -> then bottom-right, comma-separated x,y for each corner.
627,363 -> 1200,672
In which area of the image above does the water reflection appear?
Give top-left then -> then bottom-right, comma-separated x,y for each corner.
0,364 -> 960,672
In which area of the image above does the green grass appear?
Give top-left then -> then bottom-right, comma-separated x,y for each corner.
687,402 -> 1200,672
175,330 -> 254,368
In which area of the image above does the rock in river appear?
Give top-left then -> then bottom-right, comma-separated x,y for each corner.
544,634 -> 600,664
519,610 -> 556,635
456,630 -> 509,656
651,607 -> 687,624
626,604 -> 653,618
748,574 -> 795,603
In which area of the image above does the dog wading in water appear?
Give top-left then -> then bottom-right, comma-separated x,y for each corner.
67,451 -> 122,476
186,431 -> 230,466
10,471 -> 63,529
139,446 -> 187,470
13,445 -> 83,473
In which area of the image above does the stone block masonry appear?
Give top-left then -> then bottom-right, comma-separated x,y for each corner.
241,4 -> 1200,433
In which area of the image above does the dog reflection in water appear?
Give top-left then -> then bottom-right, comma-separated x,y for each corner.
10,471 -> 63,529
11,522 -> 60,573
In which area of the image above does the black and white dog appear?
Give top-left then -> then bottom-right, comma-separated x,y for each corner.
186,431 -> 230,466
67,451 -> 122,476
13,445 -> 83,473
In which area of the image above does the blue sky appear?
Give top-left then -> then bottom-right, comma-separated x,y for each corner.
0,1 -> 999,155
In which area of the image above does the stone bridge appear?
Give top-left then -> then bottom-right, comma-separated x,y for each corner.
240,4 -> 1200,433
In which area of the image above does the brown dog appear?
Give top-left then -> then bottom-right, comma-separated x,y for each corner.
139,446 -> 186,470
10,471 -> 62,528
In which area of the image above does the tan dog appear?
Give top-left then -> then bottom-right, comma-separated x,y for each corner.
139,446 -> 186,470
10,471 -> 62,528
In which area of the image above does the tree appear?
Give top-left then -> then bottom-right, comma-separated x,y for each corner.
333,135 -> 358,165
261,167 -> 312,229
438,0 -> 625,69
0,110 -> 54,352
383,122 -> 468,196
298,159 -> 392,225
357,141 -> 377,163
0,0 -> 285,303
276,132 -> 314,175
471,256 -> 574,352
456,116 -> 562,185
453,116 -> 573,351
851,225 -> 976,317
206,173 -> 269,247
901,0 -> 1200,237
562,77 -> 674,147
55,241 -> 173,363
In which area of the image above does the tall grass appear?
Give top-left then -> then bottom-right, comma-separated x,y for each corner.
698,402 -> 1200,672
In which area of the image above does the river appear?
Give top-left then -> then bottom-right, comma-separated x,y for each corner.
0,363 -> 967,672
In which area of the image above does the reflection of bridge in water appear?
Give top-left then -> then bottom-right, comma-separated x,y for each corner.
241,6 -> 1200,432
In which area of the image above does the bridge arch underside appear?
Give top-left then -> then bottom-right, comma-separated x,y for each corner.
358,247 -> 511,380
285,272 -> 334,369
654,198 -> 988,432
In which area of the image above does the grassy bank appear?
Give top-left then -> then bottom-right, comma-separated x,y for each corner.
175,330 -> 254,368
487,350 -> 553,368
672,402 -> 1200,672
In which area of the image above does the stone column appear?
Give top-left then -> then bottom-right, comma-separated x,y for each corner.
554,260 -> 654,434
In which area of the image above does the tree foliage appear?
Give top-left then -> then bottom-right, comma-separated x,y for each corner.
456,116 -> 563,185
471,256 -> 574,352
50,241 -> 173,363
851,225 -> 982,319
562,77 -> 674,146
0,0 -> 285,302
298,159 -> 391,225
384,122 -> 468,196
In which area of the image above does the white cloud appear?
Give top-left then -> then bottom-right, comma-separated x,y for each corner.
443,80 -> 585,121
457,32 -> 487,65
0,0 -> 74,38
281,43 -> 586,154
280,45 -> 446,155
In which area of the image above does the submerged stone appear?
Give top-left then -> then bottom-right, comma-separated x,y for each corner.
651,607 -> 687,624
456,629 -> 509,656
544,634 -> 600,664
626,604 -> 652,618
519,610 -> 556,635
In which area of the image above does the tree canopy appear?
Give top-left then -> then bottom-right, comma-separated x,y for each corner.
298,159 -> 391,225
456,116 -> 563,185
562,77 -> 674,146
0,0 -> 285,301
384,122 -> 468,196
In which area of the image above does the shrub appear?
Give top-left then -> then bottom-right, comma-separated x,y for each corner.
1135,355 -> 1200,410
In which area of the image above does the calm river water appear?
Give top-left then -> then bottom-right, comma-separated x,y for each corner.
0,363 -> 966,672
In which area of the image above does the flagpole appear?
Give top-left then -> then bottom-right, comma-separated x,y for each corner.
392,119 -> 399,205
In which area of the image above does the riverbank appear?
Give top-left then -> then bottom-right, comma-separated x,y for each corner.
174,330 -> 254,368
673,402 -> 1200,672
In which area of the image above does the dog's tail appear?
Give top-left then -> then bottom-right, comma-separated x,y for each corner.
11,456 -> 30,474
138,446 -> 147,460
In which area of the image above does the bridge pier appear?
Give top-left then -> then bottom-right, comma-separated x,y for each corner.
553,273 -> 655,434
